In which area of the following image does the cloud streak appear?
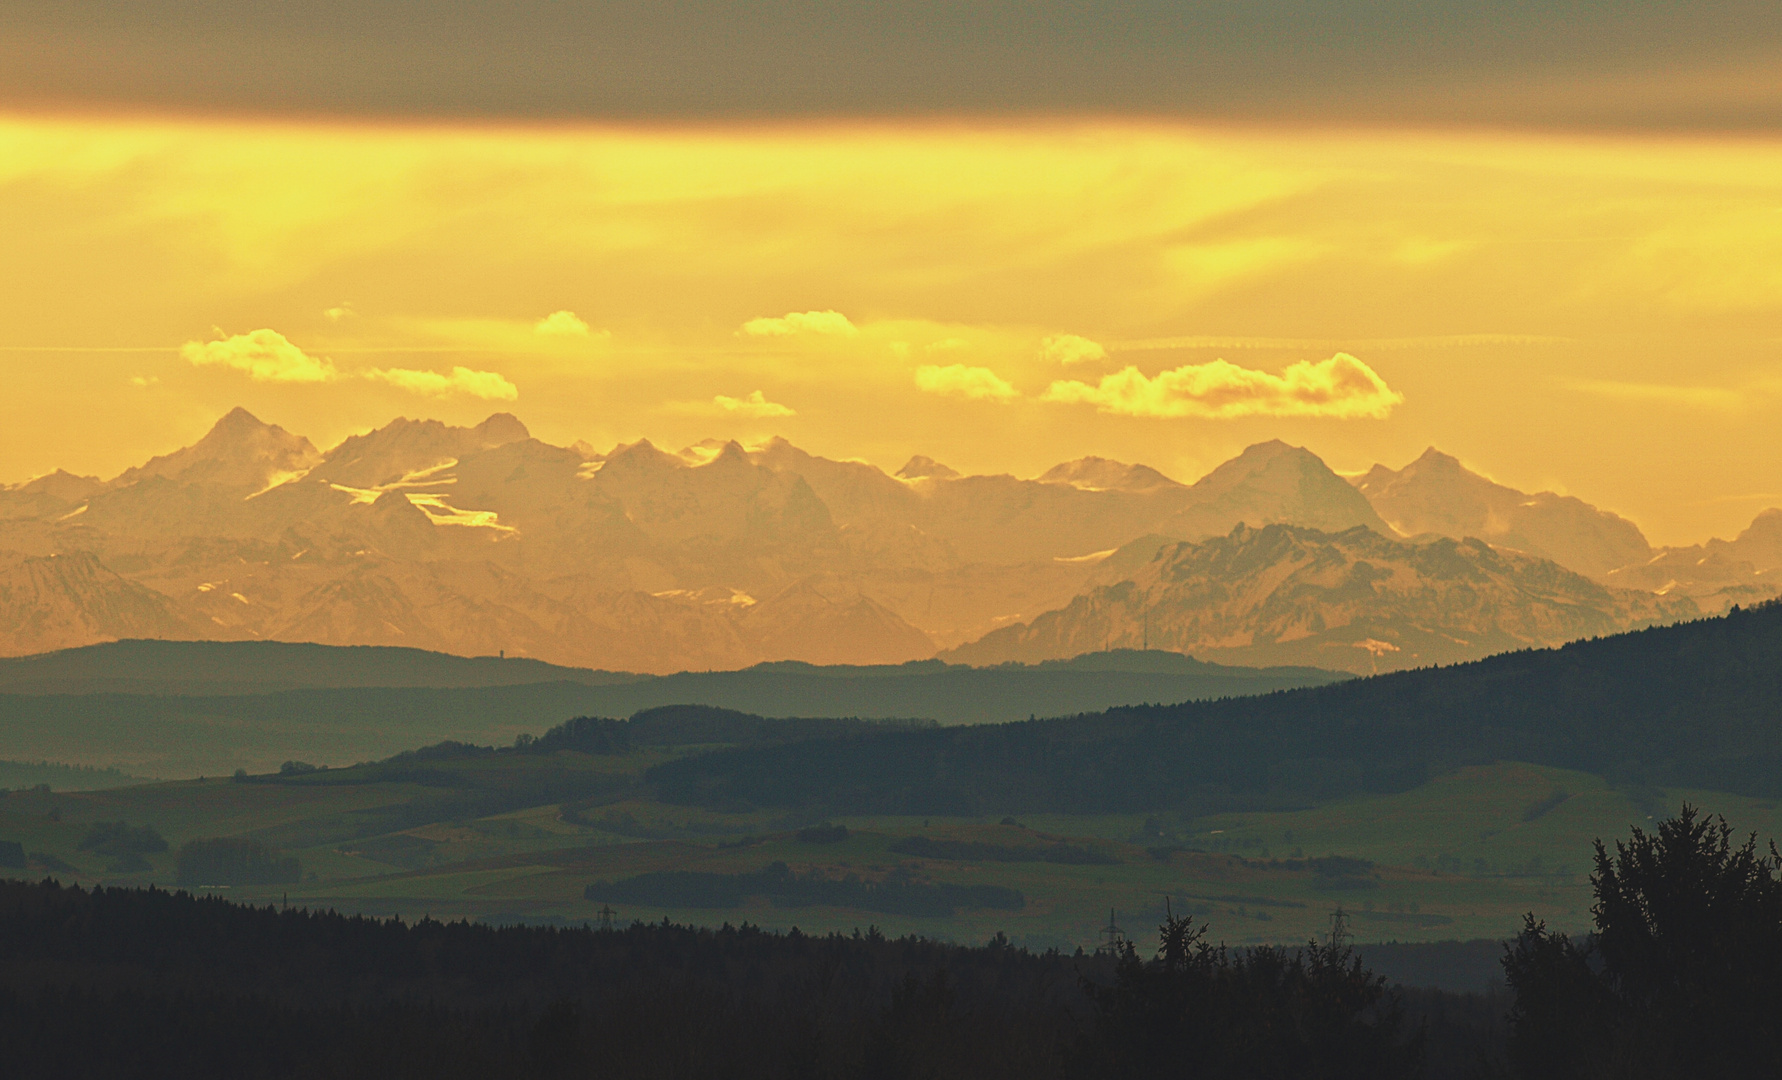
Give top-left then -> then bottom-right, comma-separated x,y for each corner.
915,364 -> 1019,402
1567,379 -> 1745,410
1041,353 -> 1402,419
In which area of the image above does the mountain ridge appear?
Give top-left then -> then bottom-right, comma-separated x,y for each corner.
0,408 -> 1770,672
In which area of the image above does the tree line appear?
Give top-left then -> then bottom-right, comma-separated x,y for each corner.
1,805 -> 1774,1077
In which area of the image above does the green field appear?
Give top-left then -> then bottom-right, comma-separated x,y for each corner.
5,744 -> 1772,953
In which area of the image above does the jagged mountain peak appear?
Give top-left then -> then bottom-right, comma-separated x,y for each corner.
112,408 -> 321,491
677,439 -> 752,468
1354,446 -> 1650,579
314,413 -> 532,489
897,455 -> 960,481
604,438 -> 686,471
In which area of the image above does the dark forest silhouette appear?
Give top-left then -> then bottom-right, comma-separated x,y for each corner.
2,806 -> 1775,1076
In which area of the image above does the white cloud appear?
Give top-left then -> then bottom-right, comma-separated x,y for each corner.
1041,353 -> 1402,419
367,366 -> 519,401
324,302 -> 354,321
740,310 -> 858,337
925,338 -> 969,353
914,363 -> 1020,402
535,310 -> 592,337
1040,333 -> 1107,365
713,390 -> 796,418
181,329 -> 338,383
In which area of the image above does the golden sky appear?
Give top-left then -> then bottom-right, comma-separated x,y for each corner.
3,114 -> 1781,546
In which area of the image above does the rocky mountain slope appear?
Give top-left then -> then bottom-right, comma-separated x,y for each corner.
1605,508 -> 1782,608
944,523 -> 1699,674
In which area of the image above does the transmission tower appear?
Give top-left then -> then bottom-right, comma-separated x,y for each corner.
1327,906 -> 1351,952
1096,907 -> 1127,956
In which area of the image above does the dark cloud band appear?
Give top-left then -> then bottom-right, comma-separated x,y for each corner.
3,0 -> 1779,128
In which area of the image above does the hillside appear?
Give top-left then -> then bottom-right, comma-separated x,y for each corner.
654,600 -> 1782,815
0,642 -> 1340,776
947,523 -> 1697,674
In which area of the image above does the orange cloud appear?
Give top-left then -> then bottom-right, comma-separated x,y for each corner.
915,363 -> 1019,402
1041,353 -> 1402,419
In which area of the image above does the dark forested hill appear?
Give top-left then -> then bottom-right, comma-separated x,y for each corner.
651,601 -> 1782,816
